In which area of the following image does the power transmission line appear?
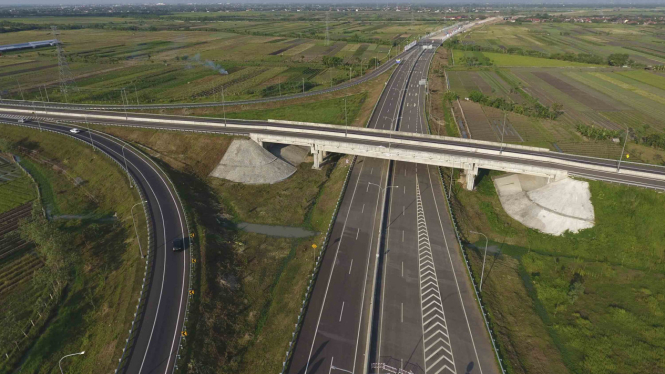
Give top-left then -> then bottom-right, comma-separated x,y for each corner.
51,26 -> 77,103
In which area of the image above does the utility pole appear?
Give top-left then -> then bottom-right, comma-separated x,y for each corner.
52,26 -> 76,103
121,144 -> 133,188
344,95 -> 348,137
121,88 -> 128,120
15,79 -> 24,101
44,85 -> 50,102
349,66 -> 352,81
278,82 -> 281,96
222,85 -> 227,127
302,78 -> 305,93
85,115 -> 95,151
617,125 -> 629,172
59,351 -> 85,374
131,201 -> 148,258
500,111 -> 507,154
133,82 -> 140,105
325,11 -> 330,46
470,231 -> 489,291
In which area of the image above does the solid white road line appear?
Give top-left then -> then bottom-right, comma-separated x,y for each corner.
304,158 -> 367,374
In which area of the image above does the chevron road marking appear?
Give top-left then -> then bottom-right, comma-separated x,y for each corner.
416,178 -> 456,374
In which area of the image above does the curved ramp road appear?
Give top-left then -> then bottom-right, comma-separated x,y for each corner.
2,118 -> 190,374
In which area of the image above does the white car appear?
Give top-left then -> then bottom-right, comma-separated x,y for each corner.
69,128 -> 81,134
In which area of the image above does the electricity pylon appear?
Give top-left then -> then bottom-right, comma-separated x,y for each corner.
51,26 -> 76,102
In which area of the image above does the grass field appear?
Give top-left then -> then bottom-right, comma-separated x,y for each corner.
0,158 -> 36,213
444,169 -> 665,374
90,124 -> 354,374
453,50 -> 599,67
0,125 -> 147,373
459,22 -> 665,66
0,12 -> 433,105
443,58 -> 665,161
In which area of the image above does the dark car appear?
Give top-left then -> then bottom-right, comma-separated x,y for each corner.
172,238 -> 185,252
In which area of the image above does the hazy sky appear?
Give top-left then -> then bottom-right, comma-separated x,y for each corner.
0,0 -> 663,5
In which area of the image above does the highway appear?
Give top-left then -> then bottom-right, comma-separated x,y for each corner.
1,102 -> 664,191
3,24 -> 664,374
372,45 -> 498,374
287,40 -> 421,374
2,119 -> 190,374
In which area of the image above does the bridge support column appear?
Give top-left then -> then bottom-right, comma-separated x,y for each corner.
311,145 -> 323,170
464,164 -> 478,191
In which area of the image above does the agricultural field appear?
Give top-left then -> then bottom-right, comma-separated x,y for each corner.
0,157 -> 40,362
0,12 -> 447,105
443,169 -> 665,374
459,22 -> 665,65
442,21 -> 665,162
0,157 -> 36,213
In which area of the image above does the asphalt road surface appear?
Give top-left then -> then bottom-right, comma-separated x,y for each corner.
2,119 -> 190,374
372,47 -> 499,374
286,44 -> 425,374
2,102 -> 664,191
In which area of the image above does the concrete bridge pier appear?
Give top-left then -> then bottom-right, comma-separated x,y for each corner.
311,145 -> 324,169
463,163 -> 478,191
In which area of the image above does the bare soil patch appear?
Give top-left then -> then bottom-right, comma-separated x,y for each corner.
533,71 -> 615,111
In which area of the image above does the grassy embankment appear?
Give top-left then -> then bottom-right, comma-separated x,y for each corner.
96,111 -> 356,373
0,125 -> 147,373
443,169 -> 665,374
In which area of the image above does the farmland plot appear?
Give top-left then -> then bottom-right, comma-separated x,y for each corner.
0,202 -> 43,361
460,22 -> 665,66
0,158 -> 36,214
459,100 -> 499,141
0,27 -> 388,104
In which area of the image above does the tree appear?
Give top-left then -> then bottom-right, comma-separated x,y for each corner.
443,91 -> 459,102
550,102 -> 563,119
607,53 -> 630,66
468,90 -> 485,103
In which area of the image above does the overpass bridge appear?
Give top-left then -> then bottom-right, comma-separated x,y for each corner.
1,105 -> 664,191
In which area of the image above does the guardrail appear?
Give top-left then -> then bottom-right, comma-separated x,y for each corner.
421,47 -> 508,373
1,121 -> 154,374
90,130 -> 195,374
4,108 -> 665,189
280,155 -> 357,374
437,167 -> 508,374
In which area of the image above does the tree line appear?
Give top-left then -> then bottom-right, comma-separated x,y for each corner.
444,89 -> 562,120
444,37 -> 641,67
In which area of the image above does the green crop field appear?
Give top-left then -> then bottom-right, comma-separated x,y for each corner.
0,12 -> 445,106
460,22 -> 665,65
445,169 -> 665,374
442,20 -> 665,163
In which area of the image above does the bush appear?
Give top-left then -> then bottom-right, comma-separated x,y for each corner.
467,90 -> 561,120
